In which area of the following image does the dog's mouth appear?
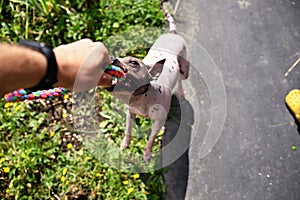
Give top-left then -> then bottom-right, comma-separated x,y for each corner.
104,57 -> 129,91
105,73 -> 135,93
104,57 -> 151,97
111,56 -> 129,74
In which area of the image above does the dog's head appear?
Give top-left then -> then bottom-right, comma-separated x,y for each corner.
105,56 -> 165,104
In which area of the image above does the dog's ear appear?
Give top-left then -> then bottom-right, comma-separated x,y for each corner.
148,59 -> 166,80
132,83 -> 150,96
129,83 -> 151,104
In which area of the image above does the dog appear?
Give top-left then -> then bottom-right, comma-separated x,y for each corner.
104,1 -> 189,162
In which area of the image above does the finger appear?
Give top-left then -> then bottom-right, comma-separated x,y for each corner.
98,73 -> 112,87
93,42 -> 112,68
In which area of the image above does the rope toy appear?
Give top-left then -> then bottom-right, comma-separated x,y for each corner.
104,64 -> 126,85
5,64 -> 126,102
5,87 -> 68,102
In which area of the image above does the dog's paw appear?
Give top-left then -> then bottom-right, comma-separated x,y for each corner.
120,136 -> 131,150
143,151 -> 152,162
177,86 -> 185,101
177,91 -> 185,101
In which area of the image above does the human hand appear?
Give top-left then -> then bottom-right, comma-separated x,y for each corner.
53,39 -> 112,91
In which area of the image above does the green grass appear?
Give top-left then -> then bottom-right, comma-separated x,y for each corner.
0,0 -> 165,45
0,0 -> 168,199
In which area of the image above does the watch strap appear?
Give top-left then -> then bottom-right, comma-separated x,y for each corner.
18,39 -> 58,91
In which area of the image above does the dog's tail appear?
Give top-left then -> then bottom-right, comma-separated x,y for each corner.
160,0 -> 176,33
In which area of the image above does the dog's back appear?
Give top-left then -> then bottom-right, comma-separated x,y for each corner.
143,33 -> 189,90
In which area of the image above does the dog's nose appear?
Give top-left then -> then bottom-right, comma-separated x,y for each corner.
110,56 -> 129,73
110,56 -> 117,62
110,56 -> 119,65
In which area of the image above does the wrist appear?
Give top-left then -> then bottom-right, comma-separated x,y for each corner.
52,45 -> 69,88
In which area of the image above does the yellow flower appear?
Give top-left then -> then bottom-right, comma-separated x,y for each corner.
133,173 -> 140,179
4,102 -> 12,108
6,189 -> 9,194
62,113 -> 68,118
140,29 -> 145,34
3,167 -> 10,173
15,105 -> 22,111
61,176 -> 65,182
65,180 -> 70,185
96,172 -> 101,177
67,143 -> 73,149
101,106 -> 106,111
62,168 -> 68,176
64,94 -> 69,100
50,131 -> 55,137
122,180 -> 129,185
127,187 -> 134,194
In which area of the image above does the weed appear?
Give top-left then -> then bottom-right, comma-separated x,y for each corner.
0,0 -> 168,199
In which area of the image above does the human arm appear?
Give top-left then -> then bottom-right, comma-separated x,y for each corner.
0,43 -> 47,96
0,39 -> 113,97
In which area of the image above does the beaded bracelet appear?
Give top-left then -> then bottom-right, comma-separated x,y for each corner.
4,87 -> 68,102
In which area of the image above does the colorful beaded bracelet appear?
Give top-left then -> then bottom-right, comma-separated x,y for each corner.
4,87 -> 68,102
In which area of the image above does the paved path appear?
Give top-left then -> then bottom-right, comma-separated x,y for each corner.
164,0 -> 300,199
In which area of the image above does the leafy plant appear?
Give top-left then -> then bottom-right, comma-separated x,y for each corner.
0,0 -> 169,199
0,0 -> 165,46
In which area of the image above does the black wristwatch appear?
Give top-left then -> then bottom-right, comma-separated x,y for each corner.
18,39 -> 58,91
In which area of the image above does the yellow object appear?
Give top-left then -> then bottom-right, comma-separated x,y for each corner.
62,168 -> 68,176
3,167 -> 10,173
285,89 -> 300,121
50,131 -> 55,137
67,143 -> 73,149
133,173 -> 140,179
127,188 -> 134,194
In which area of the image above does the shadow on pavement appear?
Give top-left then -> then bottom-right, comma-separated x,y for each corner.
163,94 -> 194,200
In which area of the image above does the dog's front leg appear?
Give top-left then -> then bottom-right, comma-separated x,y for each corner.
144,119 -> 165,162
120,110 -> 136,150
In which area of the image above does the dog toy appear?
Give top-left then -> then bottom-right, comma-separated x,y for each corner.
104,64 -> 126,85
4,87 -> 68,102
4,64 -> 125,102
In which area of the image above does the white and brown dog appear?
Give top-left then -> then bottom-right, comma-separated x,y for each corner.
106,32 -> 189,162
105,1 -> 189,162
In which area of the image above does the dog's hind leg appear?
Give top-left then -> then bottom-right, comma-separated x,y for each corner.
178,46 -> 189,80
177,46 -> 189,100
177,76 -> 185,99
144,119 -> 166,162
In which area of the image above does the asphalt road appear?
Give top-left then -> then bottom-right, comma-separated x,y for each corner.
164,0 -> 300,199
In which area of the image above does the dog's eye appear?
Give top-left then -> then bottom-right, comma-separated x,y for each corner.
129,60 -> 139,67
